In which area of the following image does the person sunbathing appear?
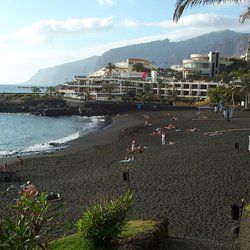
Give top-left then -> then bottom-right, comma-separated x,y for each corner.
127,144 -> 143,154
187,128 -> 200,132
168,141 -> 178,145
119,156 -> 135,163
208,131 -> 222,136
151,130 -> 161,136
21,181 -> 38,198
164,124 -> 175,129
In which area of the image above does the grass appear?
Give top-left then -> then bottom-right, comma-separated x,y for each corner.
245,204 -> 250,212
50,220 -> 156,250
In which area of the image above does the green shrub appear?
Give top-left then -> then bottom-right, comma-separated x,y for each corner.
76,191 -> 133,246
0,192 -> 63,249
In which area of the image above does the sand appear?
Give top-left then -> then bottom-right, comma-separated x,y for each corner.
0,109 -> 250,247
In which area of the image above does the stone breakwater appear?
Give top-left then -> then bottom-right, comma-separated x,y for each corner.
0,94 -> 78,116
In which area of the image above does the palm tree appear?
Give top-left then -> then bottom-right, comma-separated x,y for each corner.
156,78 -> 165,101
168,86 -> 178,104
207,85 -> 226,104
83,88 -> 91,101
105,63 -> 116,76
223,84 -> 240,108
103,83 -> 116,100
132,63 -> 147,72
124,80 -> 132,101
173,0 -> 249,23
143,82 -> 153,100
137,92 -> 147,104
46,86 -> 56,96
239,74 -> 250,109
31,87 -> 41,100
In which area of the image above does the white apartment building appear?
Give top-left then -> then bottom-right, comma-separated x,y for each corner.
182,51 -> 232,78
63,74 -> 223,101
89,58 -> 154,78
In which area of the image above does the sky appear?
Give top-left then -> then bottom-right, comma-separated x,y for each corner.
0,0 -> 250,84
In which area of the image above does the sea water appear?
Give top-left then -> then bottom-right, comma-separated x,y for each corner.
0,113 -> 104,157
0,84 -> 46,93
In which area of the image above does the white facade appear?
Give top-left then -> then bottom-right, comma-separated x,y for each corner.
63,75 -> 223,101
182,51 -> 231,78
89,58 -> 155,78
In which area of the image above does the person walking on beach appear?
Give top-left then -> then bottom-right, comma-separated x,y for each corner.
131,140 -> 136,153
161,132 -> 166,146
16,156 -> 23,169
3,163 -> 7,172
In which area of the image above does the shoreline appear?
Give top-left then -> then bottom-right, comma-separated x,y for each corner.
0,114 -> 114,164
0,113 -> 142,165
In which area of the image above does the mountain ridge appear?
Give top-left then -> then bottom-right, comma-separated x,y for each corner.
24,30 -> 249,86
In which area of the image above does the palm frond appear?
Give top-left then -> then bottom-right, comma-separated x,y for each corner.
240,7 -> 250,23
173,0 -> 241,22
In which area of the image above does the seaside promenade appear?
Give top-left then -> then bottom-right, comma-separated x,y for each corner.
0,109 -> 249,248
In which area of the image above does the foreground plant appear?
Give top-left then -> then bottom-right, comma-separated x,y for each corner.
0,192 -> 63,250
76,190 -> 133,247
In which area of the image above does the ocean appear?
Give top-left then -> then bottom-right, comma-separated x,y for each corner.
0,113 -> 104,157
0,84 -> 45,93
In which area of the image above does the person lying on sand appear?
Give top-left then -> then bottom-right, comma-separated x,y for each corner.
208,131 -> 222,136
144,120 -> 152,126
164,124 -> 175,129
21,181 -> 38,198
203,131 -> 222,136
187,128 -> 200,132
150,128 -> 162,136
168,141 -> 179,145
127,144 -> 143,154
119,156 -> 135,163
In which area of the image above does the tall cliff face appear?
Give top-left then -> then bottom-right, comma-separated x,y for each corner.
25,30 -> 249,86
25,56 -> 99,86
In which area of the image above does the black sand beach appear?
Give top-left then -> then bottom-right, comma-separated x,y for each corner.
1,109 -> 250,248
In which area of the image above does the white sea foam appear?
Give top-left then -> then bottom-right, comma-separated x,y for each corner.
0,116 -> 108,157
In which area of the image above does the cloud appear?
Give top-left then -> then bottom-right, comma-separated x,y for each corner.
123,19 -> 139,28
0,16 -> 113,44
96,0 -> 115,5
123,13 -> 245,30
